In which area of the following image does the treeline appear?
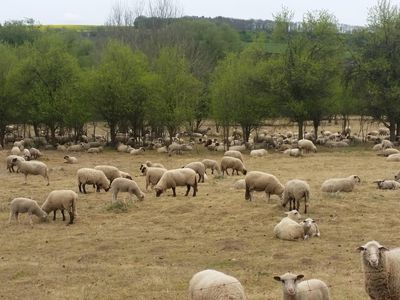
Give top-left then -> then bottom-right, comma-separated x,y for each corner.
0,0 -> 400,146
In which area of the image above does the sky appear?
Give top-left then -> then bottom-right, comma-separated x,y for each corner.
0,0 -> 389,26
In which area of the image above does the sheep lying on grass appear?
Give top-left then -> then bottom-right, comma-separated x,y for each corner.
233,179 -> 246,190
9,198 -> 47,226
12,158 -> 49,186
154,168 -> 197,197
41,190 -> 78,225
373,180 -> 400,190
301,218 -> 320,239
321,175 -> 360,193
64,155 -> 78,164
142,160 -> 165,169
110,178 -> 144,203
298,139 -> 317,153
250,149 -> 268,157
273,210 -> 305,241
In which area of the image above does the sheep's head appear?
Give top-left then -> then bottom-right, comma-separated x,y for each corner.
357,240 -> 388,268
242,168 -> 247,175
273,272 -> 304,296
352,175 -> 361,183
395,172 -> 400,181
155,186 -> 163,197
285,210 -> 301,221
139,192 -> 145,201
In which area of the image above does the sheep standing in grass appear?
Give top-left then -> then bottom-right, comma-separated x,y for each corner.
9,198 -> 47,225
282,179 -> 310,213
273,272 -> 330,300
358,240 -> 400,300
224,150 -> 243,162
140,166 -> 167,191
298,139 -> 317,153
41,190 -> 78,225
184,162 -> 206,183
64,155 -> 78,164
12,158 -> 49,185
273,210 -> 306,241
201,159 -> 221,175
373,180 -> 400,190
110,178 -> 144,203
220,157 -> 247,176
244,171 -> 284,202
77,168 -> 110,193
301,218 -> 320,239
321,175 -> 360,193
189,269 -> 246,300
10,146 -> 21,156
23,149 -> 31,160
29,148 -> 42,160
6,155 -> 25,173
154,168 -> 197,197
94,165 -> 130,183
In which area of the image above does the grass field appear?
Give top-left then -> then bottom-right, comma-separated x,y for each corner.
0,144 -> 398,299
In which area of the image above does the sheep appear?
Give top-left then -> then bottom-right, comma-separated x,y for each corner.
357,240 -> 400,300
87,147 -> 103,154
224,150 -> 243,162
320,175 -> 360,193
233,179 -> 246,190
143,160 -> 165,169
284,148 -> 303,157
244,171 -> 284,202
13,140 -> 24,151
10,146 -> 21,155
154,168 -> 197,197
6,155 -> 25,173
94,165 -> 127,183
110,178 -> 145,203
220,157 -> 247,176
381,139 -> 393,149
273,272 -> 330,300
116,143 -> 129,152
119,171 -> 133,180
12,158 -> 49,186
250,149 -> 268,157
273,210 -> 305,241
41,190 -> 78,225
394,171 -> 400,181
67,143 -> 84,152
157,146 -> 168,153
184,162 -> 206,183
130,147 -> 145,155
282,179 -> 310,213
29,147 -> 42,160
298,139 -> 317,153
201,159 -> 221,175
77,168 -> 110,193
229,145 -> 246,152
140,166 -> 167,191
23,148 -> 31,160
9,197 -> 47,226
189,269 -> 246,300
64,155 -> 78,164
377,148 -> 400,157
374,180 -> 400,190
300,218 -> 320,239
57,144 -> 67,151
386,153 -> 400,162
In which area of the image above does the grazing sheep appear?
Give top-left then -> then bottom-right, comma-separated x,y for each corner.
201,159 -> 221,175
273,210 -> 306,241
358,240 -> 400,300
154,168 -> 197,197
87,147 -> 103,154
373,180 -> 400,190
321,175 -> 360,193
10,146 -> 21,155
284,148 -> 303,157
12,158 -> 49,186
119,171 -> 133,180
224,150 -> 244,162
9,198 -> 47,225
233,179 -> 246,190
130,147 -> 145,155
273,272 -> 330,300
140,166 -> 167,191
250,149 -> 268,157
6,155 -> 25,173
77,168 -> 110,193
94,165 -> 126,183
282,179 -> 310,213
301,218 -> 320,239
298,139 -> 317,153
29,147 -> 42,160
64,155 -> 78,164
110,178 -> 144,203
184,162 -> 206,183
220,157 -> 247,176
143,160 -> 165,169
41,190 -> 78,225
189,269 -> 246,300
245,171 -> 284,202
387,153 -> 400,162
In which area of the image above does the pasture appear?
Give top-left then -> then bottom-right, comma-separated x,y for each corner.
0,145 -> 398,299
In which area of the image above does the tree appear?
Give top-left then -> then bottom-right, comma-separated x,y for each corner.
0,19 -> 40,46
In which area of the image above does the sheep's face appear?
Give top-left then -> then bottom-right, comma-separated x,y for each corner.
242,169 -> 247,175
274,273 -> 304,296
155,187 -> 163,197
352,175 -> 361,183
139,193 -> 145,201
357,240 -> 388,268
395,173 -> 400,181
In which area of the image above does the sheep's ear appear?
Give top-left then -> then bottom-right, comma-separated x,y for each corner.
357,246 -> 366,252
379,246 -> 389,252
296,275 -> 304,280
273,276 -> 282,282
312,220 -> 315,223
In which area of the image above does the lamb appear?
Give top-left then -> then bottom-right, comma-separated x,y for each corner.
9,197 -> 47,226
250,149 -> 268,157
244,171 -> 284,202
184,161 -> 206,183
64,155 -> 78,164
143,160 -> 165,169
386,153 -> 400,162
320,175 -> 360,193
273,210 -> 306,241
220,157 -> 247,176
273,272 -> 330,300
357,240 -> 400,300
110,178 -> 145,203
94,165 -> 128,183
157,146 -> 168,153
233,179 -> 246,190
130,147 -> 145,155
189,269 -> 246,300
10,146 -> 21,155
87,147 -> 103,154
373,180 -> 400,190
154,168 -> 197,197
13,140 -> 24,151
300,218 -> 321,239
41,190 -> 78,225
282,179 -> 310,213
29,147 -> 42,159
140,166 -> 167,191
201,159 -> 221,175
6,155 -> 25,173
298,139 -> 317,153
284,148 -> 303,157
23,148 -> 31,160
224,150 -> 243,162
77,168 -> 110,193
12,158 -> 49,185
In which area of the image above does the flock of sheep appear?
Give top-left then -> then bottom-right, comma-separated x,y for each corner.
4,134 -> 400,300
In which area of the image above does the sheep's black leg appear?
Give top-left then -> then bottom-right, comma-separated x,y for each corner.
83,184 -> 87,194
53,210 -> 57,221
61,210 -> 65,221
68,211 -> 74,225
172,187 -> 176,197
185,185 -> 190,196
96,184 -> 100,192
78,183 -> 82,193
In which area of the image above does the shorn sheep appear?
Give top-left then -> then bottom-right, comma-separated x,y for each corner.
77,168 -> 110,193
9,198 -> 47,226
282,179 -> 310,213
273,210 -> 306,241
189,269 -> 246,300
220,157 -> 247,176
358,240 -> 400,300
110,178 -> 145,203
64,155 -> 78,164
140,166 -> 167,191
201,159 -> 221,175
154,168 -> 198,197
245,171 -> 284,202
41,190 -> 78,225
320,175 -> 360,193
12,158 -> 49,186
273,272 -> 330,300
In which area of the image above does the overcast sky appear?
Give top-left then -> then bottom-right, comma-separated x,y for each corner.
0,0 -> 387,26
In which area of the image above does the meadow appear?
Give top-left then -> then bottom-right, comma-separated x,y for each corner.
0,137 -> 398,299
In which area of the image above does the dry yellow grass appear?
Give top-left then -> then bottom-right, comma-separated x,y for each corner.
0,144 -> 398,299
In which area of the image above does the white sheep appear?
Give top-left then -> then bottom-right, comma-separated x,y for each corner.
13,140 -> 24,151
9,197 -> 47,226
157,146 -> 168,153
130,147 -> 145,155
358,240 -> 400,299
6,155 -> 25,173
154,168 -> 198,197
229,145 -> 246,152
282,179 -> 310,213
94,165 -> 129,183
201,159 -> 221,175
143,160 -> 165,169
220,157 -> 247,176
244,171 -> 284,202
320,175 -> 360,193
189,269 -> 246,300
273,210 -> 305,241
376,148 -> 399,157
284,148 -> 303,157
224,150 -> 244,162
12,158 -> 49,186
10,146 -> 21,155
110,178 -> 145,203
233,179 -> 246,190
381,139 -> 393,149
77,168 -> 110,193
57,144 -> 67,151
386,153 -> 400,162
116,143 -> 129,152
140,166 -> 167,191
298,139 -> 317,153
373,180 -> 400,190
250,149 -> 268,157
273,272 -> 330,300
300,218 -> 320,239
67,143 -> 84,152
64,155 -> 78,164
29,147 -> 42,160
87,147 -> 103,154
41,190 -> 78,225
184,161 -> 206,183
23,148 -> 31,160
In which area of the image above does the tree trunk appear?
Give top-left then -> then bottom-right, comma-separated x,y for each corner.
50,126 -> 56,145
297,120 -> 304,140
0,126 -> 5,148
33,124 -> 40,137
241,125 -> 251,144
109,122 -> 117,146
389,121 -> 396,142
396,121 -> 400,139
313,120 -> 319,143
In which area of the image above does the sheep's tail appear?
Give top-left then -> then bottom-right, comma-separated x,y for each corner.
245,183 -> 250,200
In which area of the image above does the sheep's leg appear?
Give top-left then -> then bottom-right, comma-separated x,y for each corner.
28,212 -> 33,226
68,210 -> 74,225
267,193 -> 271,203
172,187 -> 176,197
61,210 -> 65,221
15,212 -> 19,223
192,185 -> 197,197
236,170 -> 239,175
82,184 -> 87,194
197,175 -> 201,183
8,212 -> 14,224
96,184 -> 100,192
201,174 -> 204,183
185,185 -> 190,196
78,183 -> 82,193
53,210 -> 57,221
45,174 -> 49,186
24,174 -> 28,185
112,191 -> 118,203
